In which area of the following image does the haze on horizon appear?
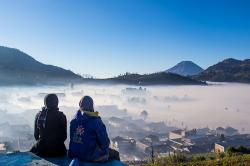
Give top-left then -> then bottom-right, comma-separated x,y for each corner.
0,0 -> 249,78
1,83 -> 250,134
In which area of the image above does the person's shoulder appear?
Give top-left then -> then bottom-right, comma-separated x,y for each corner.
56,110 -> 67,122
57,110 -> 66,117
70,112 -> 79,124
35,110 -> 42,118
91,115 -> 101,121
70,119 -> 77,127
70,117 -> 77,123
93,116 -> 105,126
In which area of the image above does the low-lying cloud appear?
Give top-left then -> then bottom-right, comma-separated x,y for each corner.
0,83 -> 250,134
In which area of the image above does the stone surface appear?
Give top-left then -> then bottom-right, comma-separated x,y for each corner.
0,152 -> 127,166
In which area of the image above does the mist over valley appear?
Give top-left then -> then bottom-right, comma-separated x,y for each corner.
0,83 -> 250,149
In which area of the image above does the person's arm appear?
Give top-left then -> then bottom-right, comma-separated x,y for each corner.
34,113 -> 40,140
95,118 -> 110,150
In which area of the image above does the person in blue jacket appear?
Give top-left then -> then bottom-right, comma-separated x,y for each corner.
68,96 -> 120,162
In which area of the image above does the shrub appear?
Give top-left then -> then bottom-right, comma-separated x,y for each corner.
209,156 -> 215,160
226,146 -> 237,157
154,153 -> 188,165
217,152 -> 225,159
144,154 -> 250,166
237,145 -> 250,154
226,146 -> 250,157
193,155 -> 206,162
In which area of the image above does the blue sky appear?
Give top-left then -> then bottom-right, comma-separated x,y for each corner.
0,0 -> 249,78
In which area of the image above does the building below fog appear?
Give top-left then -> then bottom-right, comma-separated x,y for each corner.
112,136 -> 136,154
214,134 -> 250,153
169,129 -> 197,140
215,127 -> 239,136
0,143 -> 6,153
0,112 -> 248,162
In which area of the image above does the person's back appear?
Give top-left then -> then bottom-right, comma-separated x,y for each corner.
68,96 -> 120,162
30,94 -> 67,157
69,110 -> 110,161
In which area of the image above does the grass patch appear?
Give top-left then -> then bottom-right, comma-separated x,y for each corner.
144,153 -> 250,166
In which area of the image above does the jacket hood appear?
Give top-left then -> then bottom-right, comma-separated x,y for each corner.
75,110 -> 99,122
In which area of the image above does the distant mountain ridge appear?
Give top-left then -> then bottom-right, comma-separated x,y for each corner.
194,58 -> 250,83
0,46 -> 82,85
86,72 -> 206,85
165,61 -> 204,76
0,46 -> 206,86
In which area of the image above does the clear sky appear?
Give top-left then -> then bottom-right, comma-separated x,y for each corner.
0,0 -> 249,78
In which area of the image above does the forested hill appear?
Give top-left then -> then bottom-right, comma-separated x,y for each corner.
194,58 -> 250,83
0,46 -> 205,86
0,46 -> 82,85
97,72 -> 206,85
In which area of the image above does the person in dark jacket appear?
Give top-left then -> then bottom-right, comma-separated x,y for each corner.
30,94 -> 67,157
68,96 -> 120,162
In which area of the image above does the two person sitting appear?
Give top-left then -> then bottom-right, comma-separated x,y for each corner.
30,94 -> 120,162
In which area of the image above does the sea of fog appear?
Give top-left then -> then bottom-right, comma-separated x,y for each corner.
0,82 -> 250,133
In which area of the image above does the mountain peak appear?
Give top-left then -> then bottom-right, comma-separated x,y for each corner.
221,58 -> 242,64
178,60 -> 196,64
165,61 -> 204,76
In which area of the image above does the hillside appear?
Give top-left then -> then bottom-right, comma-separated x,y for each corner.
0,46 -> 206,86
194,58 -> 250,83
106,72 -> 206,85
165,61 -> 204,76
0,46 -> 82,85
144,153 -> 250,166
144,154 -> 250,166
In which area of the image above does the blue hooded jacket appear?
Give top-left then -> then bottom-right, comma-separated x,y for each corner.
69,110 -> 110,162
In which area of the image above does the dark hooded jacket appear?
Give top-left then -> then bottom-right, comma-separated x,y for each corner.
30,107 -> 67,157
31,94 -> 67,157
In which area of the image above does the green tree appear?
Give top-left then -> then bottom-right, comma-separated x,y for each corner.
226,146 -> 237,157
